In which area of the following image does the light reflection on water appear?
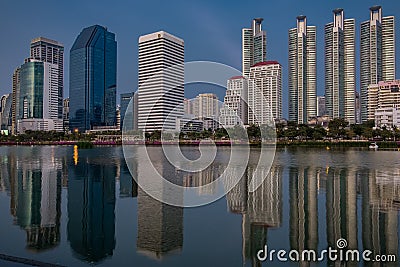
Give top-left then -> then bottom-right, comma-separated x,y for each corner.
0,146 -> 398,267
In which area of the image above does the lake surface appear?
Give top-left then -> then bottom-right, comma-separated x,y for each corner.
0,146 -> 399,266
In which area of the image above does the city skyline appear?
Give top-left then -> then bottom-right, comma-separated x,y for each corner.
1,1 -> 399,119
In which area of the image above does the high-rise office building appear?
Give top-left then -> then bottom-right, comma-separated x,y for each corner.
0,93 -> 12,132
317,96 -> 326,116
11,67 -> 20,134
16,58 -> 63,132
190,93 -> 219,130
219,76 -> 248,127
360,6 -> 395,122
138,31 -> 184,132
242,18 -> 267,77
63,98 -> 69,132
248,61 -> 282,124
69,25 -> 117,132
325,9 -> 356,124
355,91 -> 361,123
192,93 -> 219,119
120,92 -> 138,131
183,98 -> 194,116
289,16 -> 317,124
30,37 -> 64,120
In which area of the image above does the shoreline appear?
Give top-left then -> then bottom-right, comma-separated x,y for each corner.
1,140 -> 399,149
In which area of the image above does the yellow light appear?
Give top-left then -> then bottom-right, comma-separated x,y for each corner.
73,145 -> 78,165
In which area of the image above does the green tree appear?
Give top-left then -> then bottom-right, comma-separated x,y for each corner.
214,128 -> 228,139
247,124 -> 261,141
328,118 -> 348,139
312,126 -> 326,140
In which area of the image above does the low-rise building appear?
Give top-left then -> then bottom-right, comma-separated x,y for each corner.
375,107 -> 400,128
219,76 -> 248,127
363,80 -> 400,122
17,118 -> 63,133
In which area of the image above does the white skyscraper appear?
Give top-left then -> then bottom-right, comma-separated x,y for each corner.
219,76 -> 248,127
248,61 -> 282,124
138,31 -> 184,132
242,18 -> 267,78
360,6 -> 396,122
289,16 -> 317,124
325,9 -> 356,124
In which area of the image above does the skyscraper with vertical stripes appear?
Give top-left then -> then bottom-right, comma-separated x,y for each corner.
360,6 -> 395,122
288,16 -> 317,124
325,9 -> 356,124
242,18 -> 266,78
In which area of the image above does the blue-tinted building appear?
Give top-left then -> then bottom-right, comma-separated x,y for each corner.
120,92 -> 135,130
19,60 -> 44,119
69,25 -> 117,132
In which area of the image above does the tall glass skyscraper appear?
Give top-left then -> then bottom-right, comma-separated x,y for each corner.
325,9 -> 356,124
69,25 -> 117,132
288,16 -> 317,124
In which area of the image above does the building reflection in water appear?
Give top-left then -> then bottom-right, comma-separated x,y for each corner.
119,157 -> 138,198
67,152 -> 116,263
289,166 -> 318,257
360,169 -> 399,267
0,146 -> 399,266
136,147 -> 184,260
324,167 -> 358,267
226,158 -> 283,267
2,147 -> 63,251
182,165 -> 222,196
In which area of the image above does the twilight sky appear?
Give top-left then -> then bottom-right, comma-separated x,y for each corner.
0,0 -> 399,118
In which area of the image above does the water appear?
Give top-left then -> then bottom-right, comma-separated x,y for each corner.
0,146 -> 399,266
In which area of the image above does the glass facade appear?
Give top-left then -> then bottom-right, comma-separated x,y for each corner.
69,25 -> 117,132
120,92 -> 134,130
18,61 -> 44,119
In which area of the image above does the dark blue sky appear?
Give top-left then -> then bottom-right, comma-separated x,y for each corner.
1,0 -> 399,118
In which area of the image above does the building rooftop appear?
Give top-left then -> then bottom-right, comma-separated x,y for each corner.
31,37 -> 63,47
229,76 -> 245,80
333,8 -> 344,14
370,5 -> 381,12
138,31 -> 184,45
251,61 -> 280,68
